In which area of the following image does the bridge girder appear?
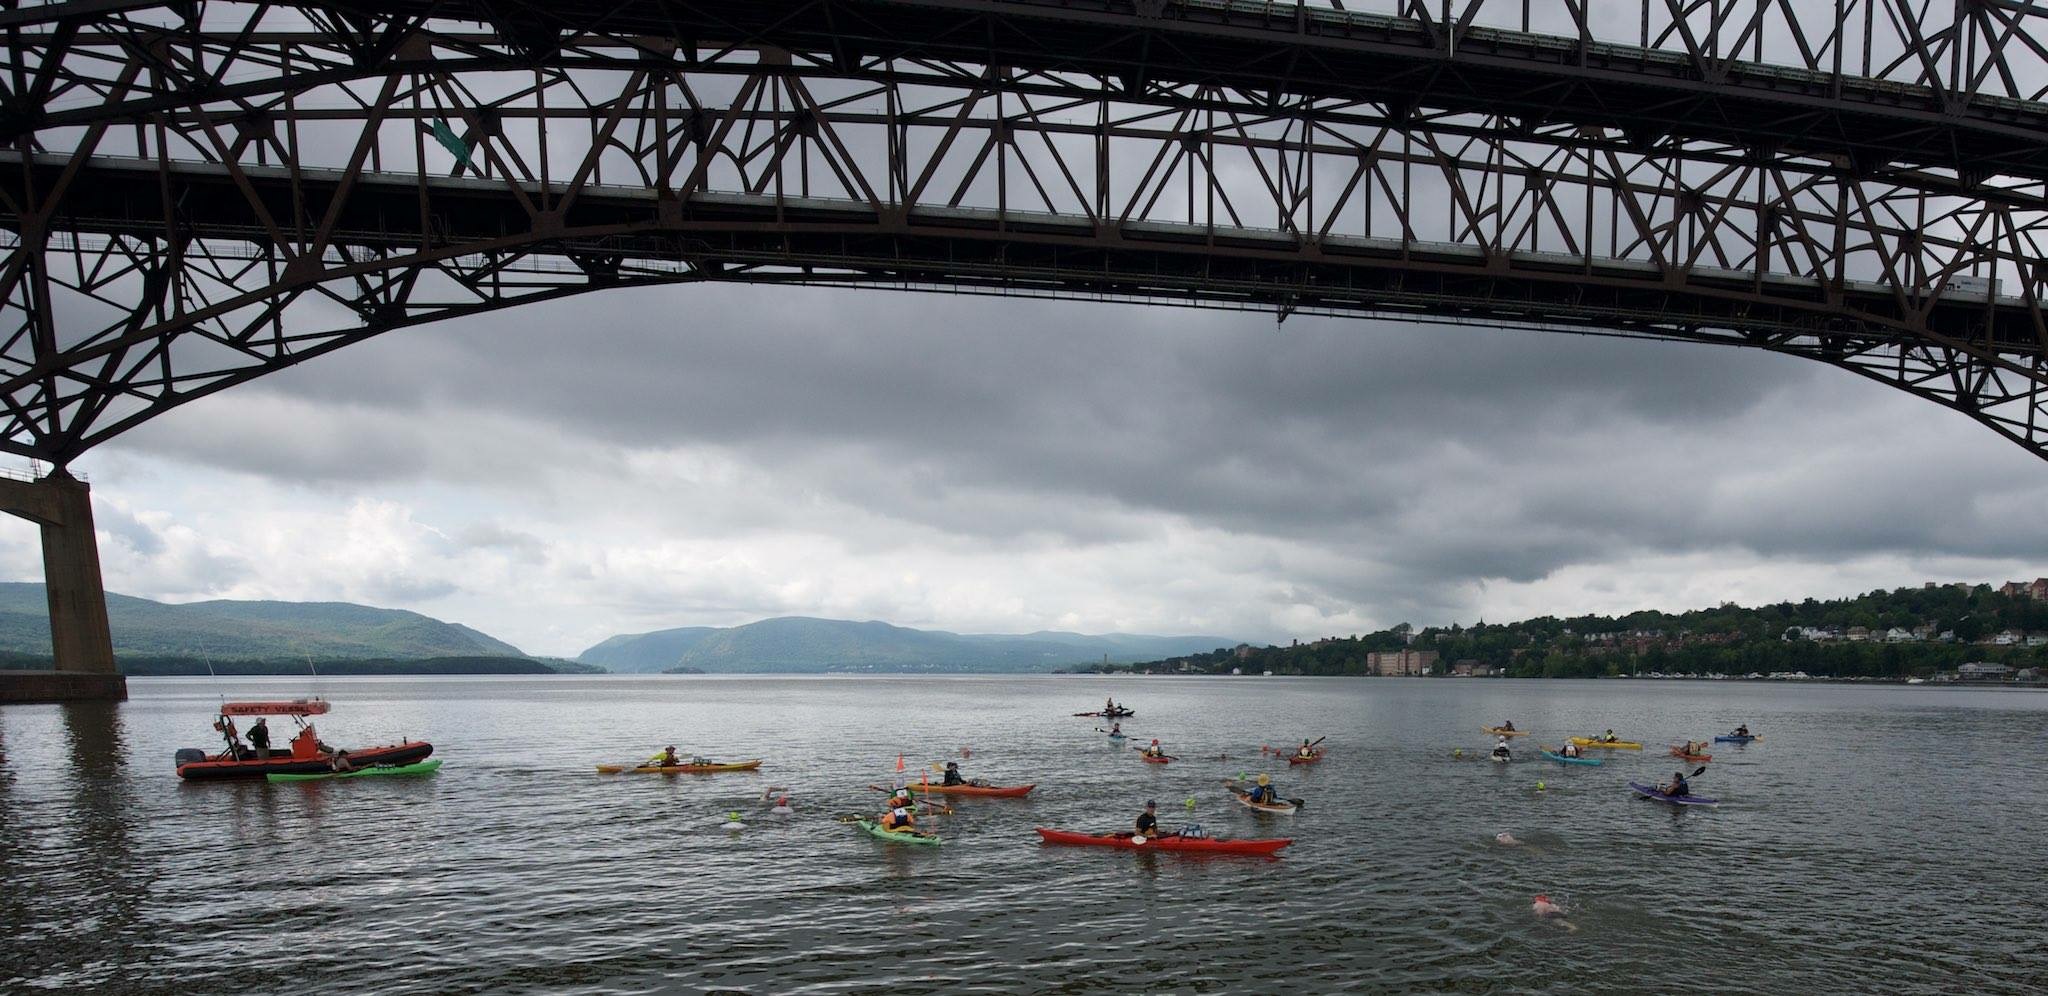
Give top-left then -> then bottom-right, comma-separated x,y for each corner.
1,1 -> 2046,464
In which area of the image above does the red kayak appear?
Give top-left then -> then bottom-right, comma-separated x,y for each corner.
1139,753 -> 1172,764
1287,751 -> 1324,765
1035,828 -> 1291,856
907,783 -> 1036,798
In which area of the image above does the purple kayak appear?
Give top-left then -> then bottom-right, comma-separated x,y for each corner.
1629,781 -> 1719,807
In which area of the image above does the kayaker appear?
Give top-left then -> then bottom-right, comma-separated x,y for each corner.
880,805 -> 916,831
649,745 -> 681,767
1134,800 -> 1160,839
1660,770 -> 1691,798
1143,739 -> 1167,759
247,718 -> 272,760
1560,742 -> 1581,758
1492,738 -> 1512,761
1733,724 -> 1751,737
1247,773 -> 1278,804
1601,729 -> 1618,743
1108,722 -> 1122,737
1499,720 -> 1516,732
940,761 -> 971,787
1294,739 -> 1317,760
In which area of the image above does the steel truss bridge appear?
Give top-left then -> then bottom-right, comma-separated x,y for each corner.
4,0 -> 2048,465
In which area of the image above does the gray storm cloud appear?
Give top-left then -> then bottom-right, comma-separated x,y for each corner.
68,279 -> 2048,654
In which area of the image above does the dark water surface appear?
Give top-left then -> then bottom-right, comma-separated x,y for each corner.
4,675 -> 2046,994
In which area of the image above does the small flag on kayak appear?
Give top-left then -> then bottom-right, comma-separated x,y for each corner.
896,754 -> 905,772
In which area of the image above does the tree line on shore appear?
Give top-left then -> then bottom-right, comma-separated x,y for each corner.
1111,584 -> 2048,678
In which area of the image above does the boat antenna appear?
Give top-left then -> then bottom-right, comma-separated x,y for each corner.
200,642 -> 226,707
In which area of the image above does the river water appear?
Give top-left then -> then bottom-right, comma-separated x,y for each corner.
2,675 -> 2044,994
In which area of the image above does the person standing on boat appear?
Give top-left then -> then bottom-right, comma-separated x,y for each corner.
1134,800 -> 1161,839
247,718 -> 272,761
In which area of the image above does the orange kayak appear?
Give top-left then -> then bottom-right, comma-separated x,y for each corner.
596,759 -> 764,774
1286,751 -> 1324,765
1668,748 -> 1712,762
906,783 -> 1036,798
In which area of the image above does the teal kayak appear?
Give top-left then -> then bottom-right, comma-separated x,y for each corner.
266,760 -> 442,783
857,818 -> 941,846
1540,749 -> 1602,766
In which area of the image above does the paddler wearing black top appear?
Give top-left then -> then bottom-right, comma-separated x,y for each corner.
1733,724 -> 1750,737
247,718 -> 272,760
1661,771 -> 1691,797
1134,800 -> 1160,839
941,761 -> 968,786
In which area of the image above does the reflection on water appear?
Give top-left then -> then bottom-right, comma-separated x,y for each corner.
2,676 -> 2047,994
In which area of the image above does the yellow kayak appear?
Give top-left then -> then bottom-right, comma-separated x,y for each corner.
1481,726 -> 1530,737
596,759 -> 764,774
1567,737 -> 1642,750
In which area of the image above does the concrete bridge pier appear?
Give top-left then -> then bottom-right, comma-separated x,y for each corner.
0,471 -> 124,703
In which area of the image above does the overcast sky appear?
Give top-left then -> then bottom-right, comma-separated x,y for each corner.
9,282 -> 2047,657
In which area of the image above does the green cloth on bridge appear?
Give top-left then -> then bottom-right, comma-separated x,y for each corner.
428,118 -> 473,169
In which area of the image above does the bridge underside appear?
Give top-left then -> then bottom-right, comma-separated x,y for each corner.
0,0 -> 2045,467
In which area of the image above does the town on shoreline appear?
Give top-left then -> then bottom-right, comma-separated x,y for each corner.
1099,580 -> 2048,685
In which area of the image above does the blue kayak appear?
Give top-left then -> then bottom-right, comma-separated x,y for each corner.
1540,749 -> 1601,766
1629,781 -> 1719,807
1712,734 -> 1759,743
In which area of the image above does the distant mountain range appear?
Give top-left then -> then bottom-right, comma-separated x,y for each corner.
0,583 -> 1236,675
0,583 -> 527,662
577,616 -> 1235,673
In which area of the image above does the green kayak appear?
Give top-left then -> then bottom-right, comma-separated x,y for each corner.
856,818 -> 941,846
267,760 -> 443,783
